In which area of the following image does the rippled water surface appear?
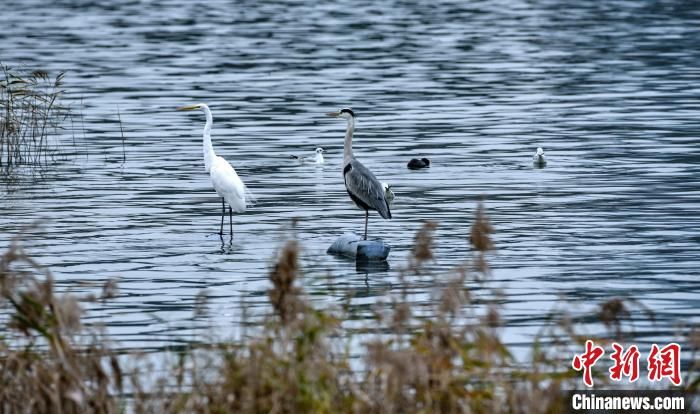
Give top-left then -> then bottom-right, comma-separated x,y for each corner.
1,0 -> 699,359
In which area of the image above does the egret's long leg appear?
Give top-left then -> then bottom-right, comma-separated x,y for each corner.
229,206 -> 233,237
219,198 -> 225,235
364,210 -> 369,240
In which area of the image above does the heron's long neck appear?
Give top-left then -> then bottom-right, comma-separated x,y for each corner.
343,117 -> 355,165
202,106 -> 215,172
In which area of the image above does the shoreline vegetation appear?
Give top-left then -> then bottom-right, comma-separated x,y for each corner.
0,64 -> 73,172
1,205 -> 696,413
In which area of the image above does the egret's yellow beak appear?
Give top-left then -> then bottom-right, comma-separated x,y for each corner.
177,104 -> 200,111
326,111 -> 340,117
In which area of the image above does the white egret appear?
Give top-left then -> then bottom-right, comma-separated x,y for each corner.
177,103 -> 252,237
533,147 -> 546,167
327,108 -> 391,240
407,157 -> 430,169
290,147 -> 325,164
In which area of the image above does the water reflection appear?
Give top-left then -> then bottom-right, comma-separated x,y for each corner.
218,235 -> 234,255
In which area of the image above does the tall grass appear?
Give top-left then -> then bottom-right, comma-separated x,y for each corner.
0,207 -> 696,413
0,64 -> 71,171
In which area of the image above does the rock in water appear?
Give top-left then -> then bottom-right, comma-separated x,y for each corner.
327,233 -> 390,261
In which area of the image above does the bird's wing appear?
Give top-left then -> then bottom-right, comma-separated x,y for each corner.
210,156 -> 247,213
344,159 -> 392,219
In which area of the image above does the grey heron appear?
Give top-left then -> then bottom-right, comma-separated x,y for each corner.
177,103 -> 254,237
327,108 -> 391,240
290,147 -> 326,164
533,147 -> 546,167
407,157 -> 430,169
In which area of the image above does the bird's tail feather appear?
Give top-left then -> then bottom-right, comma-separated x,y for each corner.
379,201 -> 392,219
244,186 -> 258,207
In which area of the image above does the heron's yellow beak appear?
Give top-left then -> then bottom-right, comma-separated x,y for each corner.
326,111 -> 340,117
177,104 -> 199,111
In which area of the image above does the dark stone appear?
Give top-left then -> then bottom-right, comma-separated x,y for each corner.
327,233 -> 390,261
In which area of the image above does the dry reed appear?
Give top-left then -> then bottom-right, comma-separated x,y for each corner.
0,206 -> 695,414
0,64 -> 72,171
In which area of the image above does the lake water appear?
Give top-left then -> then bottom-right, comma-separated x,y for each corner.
1,0 -> 698,366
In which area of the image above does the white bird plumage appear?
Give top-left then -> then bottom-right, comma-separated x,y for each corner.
211,156 -> 247,213
533,147 -> 547,167
291,147 -> 326,164
381,182 -> 395,205
313,147 -> 325,164
177,103 -> 251,236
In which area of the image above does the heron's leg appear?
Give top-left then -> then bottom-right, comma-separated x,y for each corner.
229,206 -> 233,237
364,210 -> 368,240
219,198 -> 225,235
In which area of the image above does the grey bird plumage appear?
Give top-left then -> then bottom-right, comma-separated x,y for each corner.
327,107 -> 391,240
344,160 -> 392,219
